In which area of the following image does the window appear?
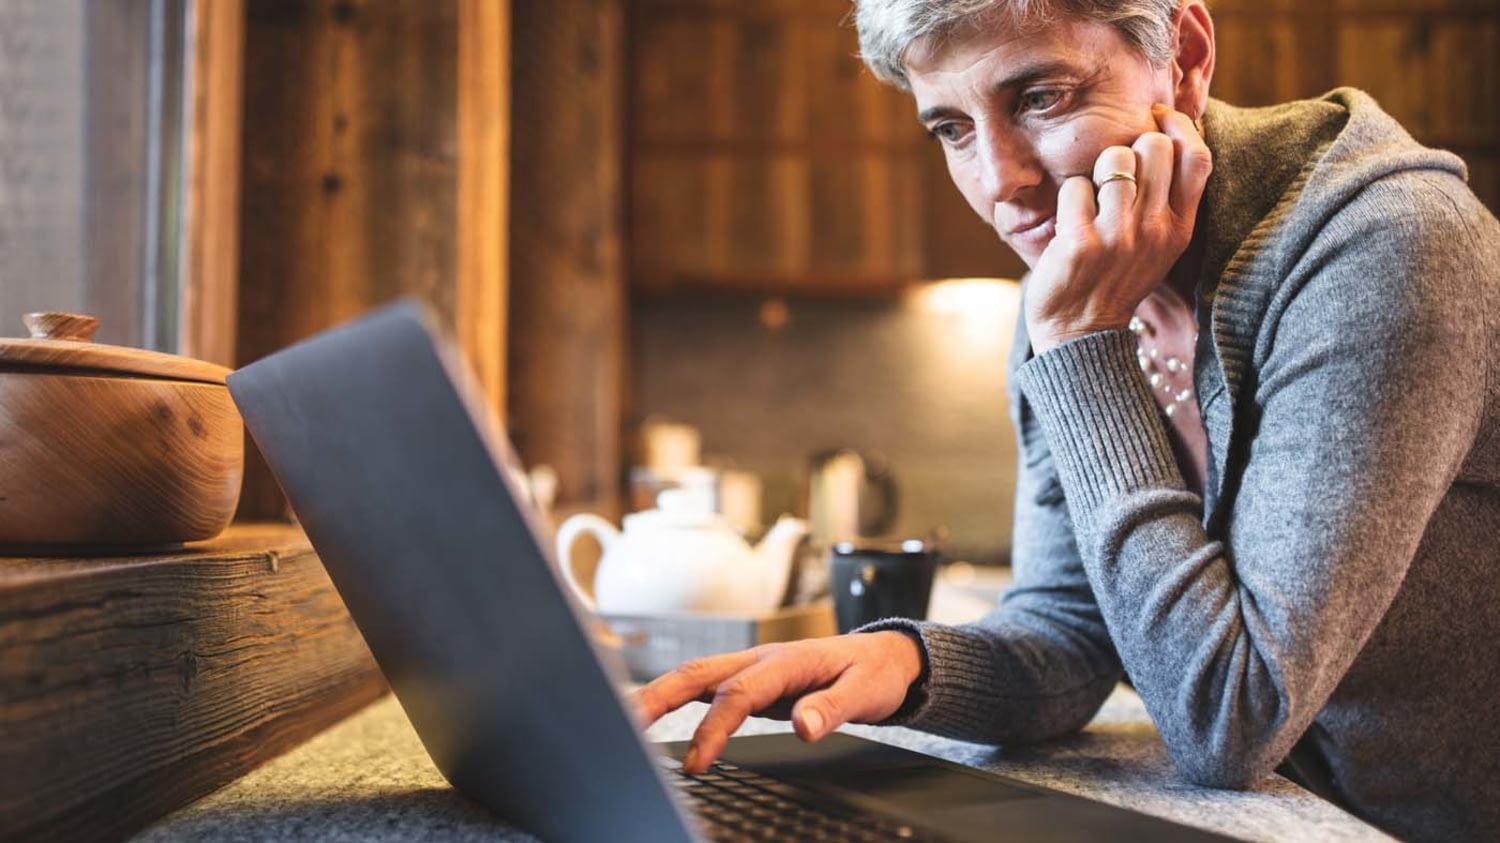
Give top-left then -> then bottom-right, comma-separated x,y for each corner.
0,0 -> 192,350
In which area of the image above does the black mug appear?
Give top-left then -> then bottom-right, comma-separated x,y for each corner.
828,540 -> 937,633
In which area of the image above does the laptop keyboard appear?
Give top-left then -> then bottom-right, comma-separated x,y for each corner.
661,755 -> 946,842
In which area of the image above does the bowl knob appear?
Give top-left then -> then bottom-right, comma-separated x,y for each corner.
24,312 -> 100,342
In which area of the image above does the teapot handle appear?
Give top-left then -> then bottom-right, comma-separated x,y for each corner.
554,514 -> 619,611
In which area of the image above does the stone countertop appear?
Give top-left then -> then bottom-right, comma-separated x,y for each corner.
131,689 -> 1390,843
132,568 -> 1394,842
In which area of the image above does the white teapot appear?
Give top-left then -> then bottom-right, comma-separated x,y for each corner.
555,490 -> 809,617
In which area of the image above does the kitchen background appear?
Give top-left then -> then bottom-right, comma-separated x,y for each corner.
634,285 -> 1021,564
5,4 -> 1498,838
3,0 -> 1498,569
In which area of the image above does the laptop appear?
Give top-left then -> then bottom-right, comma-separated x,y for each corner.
228,300 -> 1234,842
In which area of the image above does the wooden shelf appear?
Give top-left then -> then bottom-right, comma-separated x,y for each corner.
0,524 -> 387,843
626,1 -> 1023,295
634,138 -> 930,156
632,271 -> 917,298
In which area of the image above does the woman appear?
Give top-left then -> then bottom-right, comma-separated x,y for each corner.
638,2 -> 1500,839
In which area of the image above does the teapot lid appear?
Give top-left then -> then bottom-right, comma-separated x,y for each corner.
0,312 -> 229,385
623,488 -> 732,532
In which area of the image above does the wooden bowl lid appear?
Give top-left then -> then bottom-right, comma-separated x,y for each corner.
0,312 -> 230,385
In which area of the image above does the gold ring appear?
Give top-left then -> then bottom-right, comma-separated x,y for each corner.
1096,171 -> 1137,188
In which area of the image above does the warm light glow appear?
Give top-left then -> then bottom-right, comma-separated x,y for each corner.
915,278 -> 1020,315
908,278 -> 1022,351
758,297 -> 790,331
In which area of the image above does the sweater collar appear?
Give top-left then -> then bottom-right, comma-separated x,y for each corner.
1191,94 -> 1351,522
1195,94 -> 1351,309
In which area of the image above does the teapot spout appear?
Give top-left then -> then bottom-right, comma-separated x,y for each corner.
752,515 -> 811,610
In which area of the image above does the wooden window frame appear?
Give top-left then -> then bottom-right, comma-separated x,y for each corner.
179,0 -> 245,367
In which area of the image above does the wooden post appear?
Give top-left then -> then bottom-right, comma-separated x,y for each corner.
235,0 -> 470,521
508,0 -> 628,516
180,0 -> 245,367
457,0 -> 510,416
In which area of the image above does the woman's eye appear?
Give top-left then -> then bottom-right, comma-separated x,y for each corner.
928,122 -> 965,143
1019,90 -> 1065,114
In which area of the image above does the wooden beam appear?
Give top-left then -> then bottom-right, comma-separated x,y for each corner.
508,0 -> 628,515
457,0 -> 510,416
179,0 -> 245,367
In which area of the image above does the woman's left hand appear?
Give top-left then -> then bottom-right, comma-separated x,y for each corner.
1025,104 -> 1213,355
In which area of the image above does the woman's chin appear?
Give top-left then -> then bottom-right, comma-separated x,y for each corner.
1002,218 -> 1055,268
1008,240 -> 1048,270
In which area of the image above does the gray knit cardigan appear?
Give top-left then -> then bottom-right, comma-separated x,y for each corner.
871,90 -> 1500,842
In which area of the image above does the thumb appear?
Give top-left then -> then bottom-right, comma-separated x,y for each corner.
790,670 -> 900,742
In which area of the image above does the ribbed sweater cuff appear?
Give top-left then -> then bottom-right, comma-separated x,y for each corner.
1014,330 -> 1183,533
854,618 -> 1025,735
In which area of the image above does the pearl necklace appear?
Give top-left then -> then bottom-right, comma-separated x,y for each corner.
1129,316 -> 1195,418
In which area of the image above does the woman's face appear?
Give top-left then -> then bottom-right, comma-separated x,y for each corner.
905,17 -> 1177,267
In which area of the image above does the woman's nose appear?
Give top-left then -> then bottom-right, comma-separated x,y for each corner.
975,124 -> 1042,203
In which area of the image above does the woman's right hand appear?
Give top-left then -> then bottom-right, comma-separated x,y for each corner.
633,630 -> 926,773
1024,104 -> 1213,355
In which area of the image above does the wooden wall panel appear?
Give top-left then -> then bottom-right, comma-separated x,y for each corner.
508,0 -> 627,516
1210,18 -> 1304,107
803,24 -> 870,140
236,0 -> 508,520
1212,0 -> 1500,215
726,156 -> 811,274
633,18 -> 728,142
629,3 -> 955,294
1337,22 -> 1435,133
1469,156 -> 1500,211
633,0 -> 854,19
729,19 -> 806,142
633,157 -> 714,279
1427,19 -> 1500,146
806,154 -> 925,281
237,0 -> 458,347
236,0 -> 457,520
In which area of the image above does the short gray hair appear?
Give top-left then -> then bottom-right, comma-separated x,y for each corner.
854,0 -> 1183,90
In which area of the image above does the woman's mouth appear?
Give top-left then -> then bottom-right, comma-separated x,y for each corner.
1006,216 -> 1055,250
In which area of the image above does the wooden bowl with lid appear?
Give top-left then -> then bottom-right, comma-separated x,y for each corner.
0,312 -> 243,554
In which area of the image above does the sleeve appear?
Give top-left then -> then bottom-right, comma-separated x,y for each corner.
1010,173 -> 1491,787
861,295 -> 1123,744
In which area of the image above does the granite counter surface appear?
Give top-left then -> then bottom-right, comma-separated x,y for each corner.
132,685 -> 1390,842
132,570 -> 1394,842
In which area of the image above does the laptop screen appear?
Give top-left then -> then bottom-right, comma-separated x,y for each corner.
228,300 -> 695,842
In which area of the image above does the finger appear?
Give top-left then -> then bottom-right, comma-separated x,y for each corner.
790,664 -> 909,742
747,699 -> 798,721
634,649 -> 762,726
1056,175 -> 1098,240
1151,103 -> 1213,219
685,646 -> 842,772
1090,145 -> 1138,230
1131,131 -> 1174,218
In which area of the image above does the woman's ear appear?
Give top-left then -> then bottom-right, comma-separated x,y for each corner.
1170,1 -> 1215,119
